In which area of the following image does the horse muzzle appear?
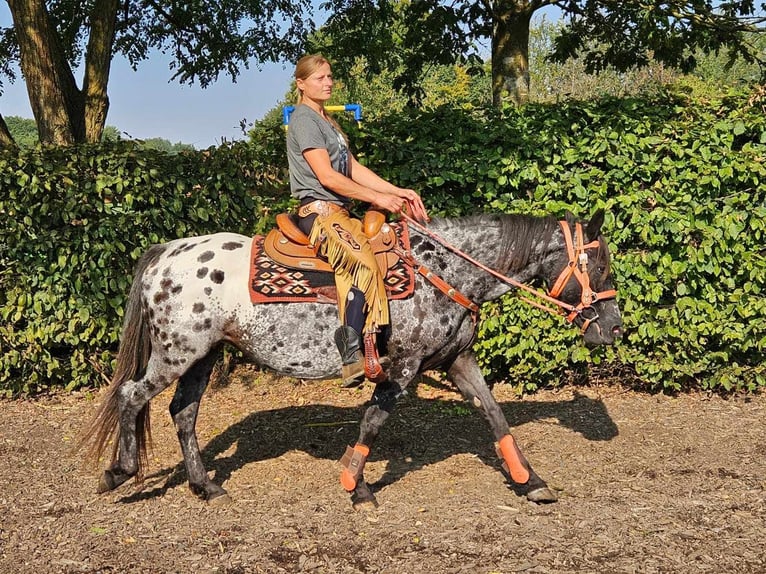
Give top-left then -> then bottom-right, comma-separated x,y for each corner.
579,301 -> 623,347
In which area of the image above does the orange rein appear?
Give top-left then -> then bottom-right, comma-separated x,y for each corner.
399,213 -> 617,332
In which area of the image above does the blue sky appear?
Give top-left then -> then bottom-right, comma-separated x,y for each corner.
0,5 -> 295,148
0,5 -> 561,148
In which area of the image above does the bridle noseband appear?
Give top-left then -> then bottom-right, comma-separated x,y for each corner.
399,214 -> 617,333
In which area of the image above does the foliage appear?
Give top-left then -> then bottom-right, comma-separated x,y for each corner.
3,1 -> 763,144
551,1 -> 766,74
138,138 -> 196,154
5,115 -> 195,152
313,0 -> 484,102
349,86 -> 766,394
529,19 -> 681,102
532,20 -> 766,103
4,116 -> 38,148
0,141 -> 291,396
689,30 -> 766,88
3,86 -> 765,396
346,59 -> 490,116
102,126 -> 121,142
293,18 -> 762,122
315,0 -> 765,103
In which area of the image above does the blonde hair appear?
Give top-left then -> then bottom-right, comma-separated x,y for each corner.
294,54 -> 331,104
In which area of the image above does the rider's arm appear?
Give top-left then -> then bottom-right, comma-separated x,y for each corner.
302,148 -> 403,213
349,156 -> 428,222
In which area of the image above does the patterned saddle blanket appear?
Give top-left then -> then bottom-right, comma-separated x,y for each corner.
248,216 -> 415,305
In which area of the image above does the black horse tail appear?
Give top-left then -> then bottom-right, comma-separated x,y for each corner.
80,245 -> 164,481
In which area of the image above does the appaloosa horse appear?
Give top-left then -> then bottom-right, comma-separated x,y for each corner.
82,210 -> 622,508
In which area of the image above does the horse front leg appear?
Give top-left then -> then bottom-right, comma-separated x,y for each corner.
340,377 -> 407,510
447,351 -> 558,503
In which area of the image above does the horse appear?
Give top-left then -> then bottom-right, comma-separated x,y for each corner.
81,209 -> 623,509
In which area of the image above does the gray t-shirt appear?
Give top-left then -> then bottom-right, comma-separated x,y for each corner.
286,104 -> 350,204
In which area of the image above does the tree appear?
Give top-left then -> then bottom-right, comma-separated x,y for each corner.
3,1 -> 763,149
315,0 -> 766,106
0,115 -> 15,148
0,0 -> 313,147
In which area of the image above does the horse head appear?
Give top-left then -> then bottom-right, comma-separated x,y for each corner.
545,209 -> 623,347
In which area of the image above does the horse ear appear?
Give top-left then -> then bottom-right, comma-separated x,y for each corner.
565,210 -> 576,225
586,209 -> 605,239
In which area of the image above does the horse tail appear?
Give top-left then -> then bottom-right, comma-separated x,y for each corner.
80,245 -> 164,480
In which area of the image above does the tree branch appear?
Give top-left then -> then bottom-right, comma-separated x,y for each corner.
83,0 -> 119,142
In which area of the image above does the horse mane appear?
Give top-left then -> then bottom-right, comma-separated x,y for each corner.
428,213 -> 559,272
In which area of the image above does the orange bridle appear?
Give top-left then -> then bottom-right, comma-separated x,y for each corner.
399,214 -> 617,332
542,220 -> 617,332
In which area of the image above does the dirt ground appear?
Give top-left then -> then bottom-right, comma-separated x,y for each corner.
1,367 -> 764,574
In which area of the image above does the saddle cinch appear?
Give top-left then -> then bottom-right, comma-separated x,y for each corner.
263,210 -> 403,279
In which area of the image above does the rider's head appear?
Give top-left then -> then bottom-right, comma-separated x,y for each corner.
294,54 -> 333,105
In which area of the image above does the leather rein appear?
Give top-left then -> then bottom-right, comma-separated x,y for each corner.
397,213 -> 617,332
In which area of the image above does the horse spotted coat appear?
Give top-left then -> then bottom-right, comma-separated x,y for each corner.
83,212 -> 622,508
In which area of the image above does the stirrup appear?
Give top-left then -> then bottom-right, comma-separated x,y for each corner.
341,353 -> 366,388
363,332 -> 388,383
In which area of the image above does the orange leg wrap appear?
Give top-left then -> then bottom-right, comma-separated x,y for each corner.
496,435 -> 530,484
339,443 -> 370,492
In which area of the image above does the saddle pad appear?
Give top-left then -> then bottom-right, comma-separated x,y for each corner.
249,233 -> 415,305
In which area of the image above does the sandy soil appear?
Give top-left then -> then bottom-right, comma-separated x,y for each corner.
1,368 -> 764,573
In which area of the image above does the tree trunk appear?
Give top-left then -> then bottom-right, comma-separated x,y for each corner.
83,0 -> 119,143
492,2 -> 533,107
7,0 -> 84,145
0,114 -> 17,149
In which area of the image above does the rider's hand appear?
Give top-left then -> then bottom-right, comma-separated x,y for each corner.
391,188 -> 430,224
371,193 -> 406,214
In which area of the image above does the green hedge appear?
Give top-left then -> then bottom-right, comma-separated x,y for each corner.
1,86 -> 765,395
0,141 -> 292,395
352,87 -> 766,393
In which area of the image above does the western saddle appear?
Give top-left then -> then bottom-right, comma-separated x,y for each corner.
263,210 -> 402,276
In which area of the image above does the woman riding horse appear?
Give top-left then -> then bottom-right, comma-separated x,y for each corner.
286,54 -> 429,387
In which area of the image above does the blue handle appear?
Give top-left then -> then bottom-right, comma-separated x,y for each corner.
283,104 -> 362,128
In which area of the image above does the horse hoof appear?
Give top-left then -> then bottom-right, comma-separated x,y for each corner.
352,498 -> 379,512
97,469 -> 131,494
350,480 -> 378,511
190,482 -> 229,503
208,492 -> 232,506
97,476 -> 112,494
526,487 -> 558,503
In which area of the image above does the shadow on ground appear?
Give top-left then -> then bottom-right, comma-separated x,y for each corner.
121,379 -> 617,503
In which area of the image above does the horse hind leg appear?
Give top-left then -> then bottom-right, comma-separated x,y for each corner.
169,347 -> 229,503
447,351 -> 558,503
98,356 -> 178,493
